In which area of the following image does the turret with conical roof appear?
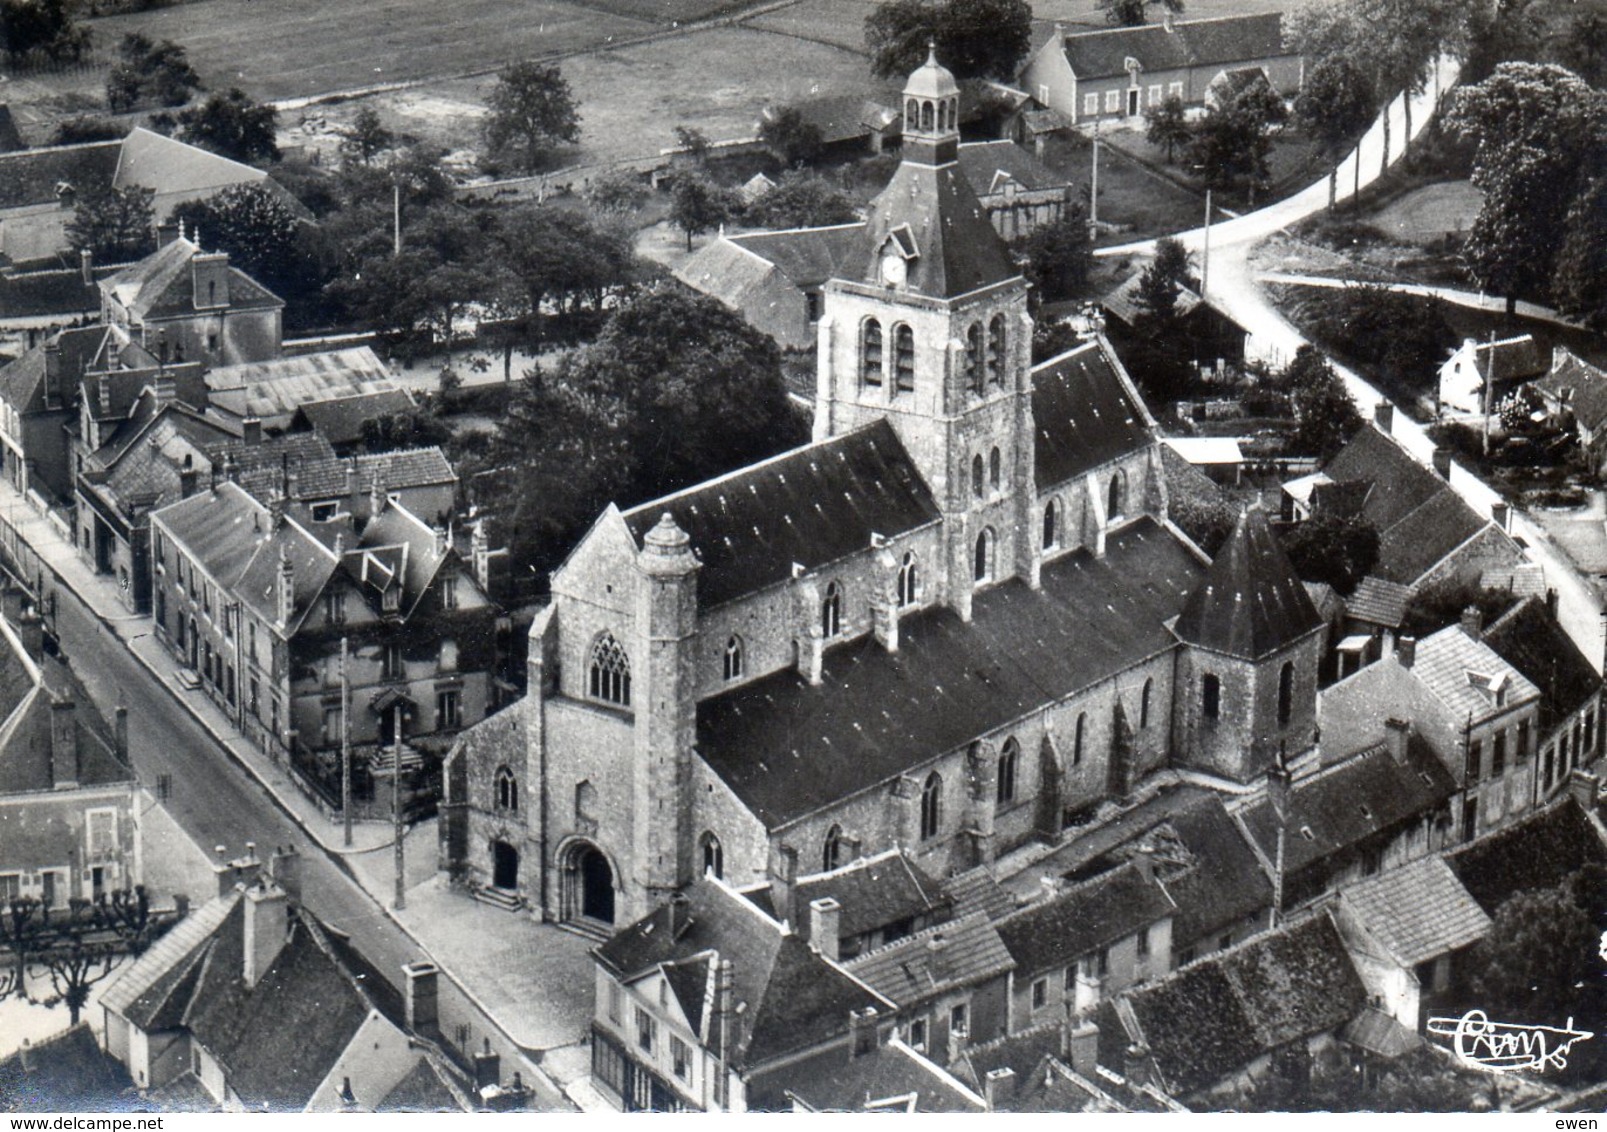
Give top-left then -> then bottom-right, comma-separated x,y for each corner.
1173,507 -> 1325,783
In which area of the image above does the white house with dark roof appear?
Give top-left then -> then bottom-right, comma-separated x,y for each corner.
440,57 -> 1326,950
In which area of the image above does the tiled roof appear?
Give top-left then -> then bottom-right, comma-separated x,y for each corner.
91,404 -> 237,517
1341,1006 -> 1421,1059
1532,347 -> 1607,431
675,235 -> 803,318
957,1022 -> 1064,1093
1341,855 -> 1490,966
1031,339 -> 1155,490
101,235 -> 281,320
1153,795 -> 1274,947
997,862 -> 1175,977
1448,799 -> 1607,914
1060,13 -> 1291,80
112,127 -> 268,201
942,865 -> 1016,921
622,420 -> 939,612
846,913 -> 1013,1006
793,848 -> 948,940
0,266 -> 103,320
1460,335 -> 1547,384
595,878 -> 889,1070
1237,733 -> 1459,878
784,1039 -> 986,1112
697,519 -> 1202,829
294,389 -> 418,447
1346,575 -> 1414,629
761,95 -> 899,145
955,140 -> 1066,196
0,325 -> 112,414
375,1056 -> 467,1113
206,347 -> 399,425
663,955 -> 711,1035
1412,622 -> 1539,723
1102,273 -> 1204,327
1126,913 -> 1366,1096
1174,506 -> 1322,660
0,1023 -> 133,1113
0,140 -> 121,210
846,145 -> 1020,300
0,639 -> 133,795
1323,425 -> 1499,587
1481,596 -> 1601,728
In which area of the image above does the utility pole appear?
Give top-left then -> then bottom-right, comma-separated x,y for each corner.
340,637 -> 351,849
393,703 -> 406,910
1481,327 -> 1497,457
1088,118 -> 1100,240
1201,188 -> 1212,300
1267,745 -> 1291,929
393,178 -> 402,258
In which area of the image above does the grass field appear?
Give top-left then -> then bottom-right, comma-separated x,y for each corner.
1369,181 -> 1482,244
78,0 -> 655,102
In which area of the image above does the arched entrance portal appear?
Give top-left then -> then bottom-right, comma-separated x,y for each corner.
561,841 -> 616,926
491,840 -> 519,890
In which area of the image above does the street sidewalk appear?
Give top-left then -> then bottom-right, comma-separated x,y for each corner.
0,478 -> 612,1111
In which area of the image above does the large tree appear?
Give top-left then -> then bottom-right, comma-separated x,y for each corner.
668,173 -> 737,251
1554,174 -> 1607,331
176,88 -> 280,164
1188,78 -> 1287,203
105,33 -> 201,112
482,61 -> 582,173
1098,0 -> 1183,28
865,0 -> 1032,82
1294,55 -> 1376,211
1285,345 -> 1363,460
1471,884 -> 1595,1024
170,183 -> 302,292
745,172 -> 858,229
1445,62 -> 1606,317
65,186 -> 156,264
1280,513 -> 1380,593
757,106 -> 825,168
1,0 -> 90,64
1013,205 -> 1092,302
340,106 -> 394,169
1144,95 -> 1191,164
0,888 -> 163,1027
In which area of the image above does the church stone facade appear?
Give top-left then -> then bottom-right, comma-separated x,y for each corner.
439,55 -> 1324,931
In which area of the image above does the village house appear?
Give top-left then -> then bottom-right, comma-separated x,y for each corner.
953,140 -> 1073,240
442,56 -> 1327,936
1528,346 -> 1607,474
0,1025 -> 133,1112
588,876 -> 893,1112
1444,782 -> 1606,917
1102,275 -> 1249,373
1018,13 -> 1302,128
0,597 -> 137,912
99,847 -> 474,1111
201,347 -> 411,443
1437,334 -> 1547,416
148,481 -> 501,812
956,1022 -> 1182,1112
783,1037 -> 988,1112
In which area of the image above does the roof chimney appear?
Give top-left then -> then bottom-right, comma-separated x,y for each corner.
1490,501 -> 1509,532
1383,717 -> 1411,764
769,843 -> 799,929
276,543 -> 294,627
848,1006 -> 878,1061
433,524 -> 448,557
242,418 -> 263,447
242,880 -> 290,987
369,468 -> 386,520
179,466 -> 199,499
42,341 -> 61,406
79,248 -> 92,285
1431,447 -> 1452,479
983,1067 -> 1014,1112
191,252 -> 231,311
1397,635 -> 1416,669
473,1038 -> 501,1091
1373,401 -> 1394,435
809,897 -> 841,962
1123,1043 -> 1151,1087
268,844 -> 301,903
1068,1020 -> 1100,1080
1460,605 -> 1484,638
49,695 -> 79,789
1568,768 -> 1599,812
402,960 -> 440,1036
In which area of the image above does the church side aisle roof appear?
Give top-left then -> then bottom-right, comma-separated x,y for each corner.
1032,341 -> 1155,489
696,518 -> 1203,829
622,419 -> 939,611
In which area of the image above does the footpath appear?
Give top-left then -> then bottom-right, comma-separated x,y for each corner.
0,478 -> 606,1111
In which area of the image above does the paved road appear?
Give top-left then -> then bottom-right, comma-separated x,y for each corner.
31,566 -> 571,1110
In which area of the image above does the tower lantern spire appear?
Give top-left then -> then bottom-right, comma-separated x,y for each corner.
902,46 -> 960,163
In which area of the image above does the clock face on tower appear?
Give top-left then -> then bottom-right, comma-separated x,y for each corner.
881,250 -> 906,287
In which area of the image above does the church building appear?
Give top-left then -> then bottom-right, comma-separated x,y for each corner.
439,54 -> 1324,932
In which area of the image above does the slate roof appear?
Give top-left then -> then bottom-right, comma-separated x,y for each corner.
1447,799 -> 1607,914
0,140 -> 121,211
205,347 -> 400,425
1481,596 -> 1601,729
785,1039 -> 986,1112
955,140 -> 1066,197
1031,339 -> 1156,489
112,127 -> 268,202
0,325 -> 123,415
622,420 -> 939,612
846,141 -> 1019,300
1532,347 -> 1607,431
1237,733 -> 1459,878
1346,575 -> 1414,629
0,266 -> 103,320
1174,506 -> 1322,660
1152,795 -> 1274,946
0,622 -> 133,795
697,519 -> 1202,829
1412,622 -> 1539,723
1102,273 -> 1205,327
1124,913 -> 1367,1096
845,913 -> 1013,1006
102,888 -> 244,1024
726,223 -> 867,288
375,1057 -> 466,1113
294,389 -> 418,447
101,235 -> 282,320
1322,425 -> 1499,587
594,878 -> 890,1070
1340,855 -> 1490,966
88,403 -> 237,518
997,862 -> 1175,977
792,849 -> 948,940
0,1024 -> 134,1113
1060,13 -> 1292,81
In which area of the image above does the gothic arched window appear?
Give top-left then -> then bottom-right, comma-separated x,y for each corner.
495,765 -> 517,812
822,581 -> 843,638
589,632 -> 631,706
997,737 -> 1019,804
1074,713 -> 1086,766
1202,673 -> 1221,720
1278,661 -> 1295,726
1141,677 -> 1154,729
987,313 -> 1007,386
724,635 -> 744,681
989,446 -> 1002,493
861,318 -> 884,388
898,551 -> 918,607
972,454 -> 985,499
920,772 -> 942,839
974,528 -> 995,583
823,824 -> 844,872
700,832 -> 723,879
1043,499 -> 1059,550
1108,470 -> 1126,520
894,324 -> 915,392
966,324 -> 984,395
